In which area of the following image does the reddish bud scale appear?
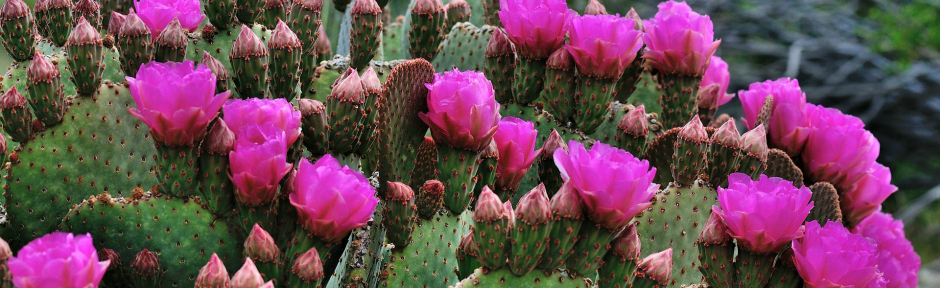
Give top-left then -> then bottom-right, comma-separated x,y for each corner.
456,232 -> 482,280
72,0 -> 100,29
66,17 -> 104,96
736,124 -> 768,179
583,0 -> 607,15
472,187 -> 514,269
696,212 -> 735,287
289,0 -> 322,86
118,11 -> 153,77
202,52 -> 231,94
707,119 -> 743,187
231,258 -> 265,288
349,0 -> 382,70
107,11 -> 126,36
484,29 -> 515,103
245,224 -> 281,279
536,182 -> 583,270
327,68 -> 367,153
415,180 -> 445,219
153,18 -> 189,63
672,115 -> 710,186
98,248 -> 128,286
268,21 -> 303,101
26,52 -> 67,126
383,181 -> 418,247
299,99 -> 330,155
536,130 -> 566,194
287,247 -> 324,286
131,249 -> 163,288
615,105 -> 650,156
634,249 -> 674,286
195,254 -> 231,288
407,0 -> 445,60
542,47 -> 577,122
230,25 -> 270,99
597,225 -> 641,287
507,185 -> 552,275
314,25 -> 332,62
1,87 -> 34,143
0,0 -> 36,61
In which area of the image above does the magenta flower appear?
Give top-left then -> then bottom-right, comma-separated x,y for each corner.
553,141 -> 657,230
497,0 -> 574,59
229,124 -> 293,206
642,0 -> 721,76
419,69 -> 501,152
713,173 -> 813,254
737,78 -> 810,155
223,98 -> 302,149
801,125 -> 880,191
9,232 -> 110,288
840,163 -> 898,226
853,211 -> 921,288
289,155 -> 379,243
792,221 -> 887,288
134,0 -> 205,37
565,14 -> 644,79
493,117 -> 542,192
127,61 -> 231,147
698,56 -> 734,108
805,104 -> 865,131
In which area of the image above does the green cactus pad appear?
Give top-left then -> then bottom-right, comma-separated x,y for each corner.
302,57 -> 398,102
1,82 -> 159,247
374,58 -> 432,196
379,210 -> 472,288
432,23 -> 492,72
634,180 -> 717,286
60,193 -> 242,287
764,148 -> 803,187
453,267 -> 592,287
643,128 -> 680,184
187,24 -> 272,82
383,17 -> 408,61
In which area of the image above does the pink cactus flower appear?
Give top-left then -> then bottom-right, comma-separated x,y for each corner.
134,0 -> 205,37
553,141 -> 657,230
713,173 -> 814,254
8,232 -> 110,288
565,14 -> 644,79
229,124 -> 293,206
289,155 -> 379,243
223,98 -> 302,149
737,78 -> 810,155
840,163 -> 897,226
802,125 -> 880,192
419,69 -> 501,152
127,61 -> 231,147
853,211 -> 921,288
642,0 -> 721,76
493,117 -> 541,192
698,56 -> 735,108
792,221 -> 887,288
497,0 -> 574,59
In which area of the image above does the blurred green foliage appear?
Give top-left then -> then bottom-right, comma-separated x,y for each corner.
862,0 -> 940,71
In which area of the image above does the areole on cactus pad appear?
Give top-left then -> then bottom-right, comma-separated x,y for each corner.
0,0 -> 921,287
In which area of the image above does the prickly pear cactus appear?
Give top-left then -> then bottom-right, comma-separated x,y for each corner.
432,23 -> 491,72
379,211 -> 472,287
61,192 -> 242,287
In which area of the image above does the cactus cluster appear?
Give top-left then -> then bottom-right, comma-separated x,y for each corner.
0,0 -> 922,287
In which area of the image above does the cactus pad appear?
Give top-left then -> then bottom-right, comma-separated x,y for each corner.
379,211 -> 471,287
60,193 -> 241,287
454,268 -> 592,287
634,180 -> 716,286
764,148 -> 803,187
432,23 -> 492,72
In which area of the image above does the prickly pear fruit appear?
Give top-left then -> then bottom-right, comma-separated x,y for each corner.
1,87 -> 34,143
230,25 -> 270,99
153,17 -> 189,63
268,21 -> 303,101
507,184 -> 552,275
118,11 -> 153,77
25,52 -> 66,126
407,0 -> 446,60
349,0 -> 382,70
0,0 -> 36,62
65,17 -> 104,96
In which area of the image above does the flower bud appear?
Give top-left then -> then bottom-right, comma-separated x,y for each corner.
231,258 -> 265,288
741,124 -> 769,159
584,0 -> 606,15
245,224 -> 280,263
698,211 -> 731,245
485,28 -> 514,58
290,247 -> 324,282
636,248 -> 673,285
711,119 -> 741,148
204,119 -> 236,155
515,184 -> 551,226
107,12 -> 126,36
195,254 -> 231,288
